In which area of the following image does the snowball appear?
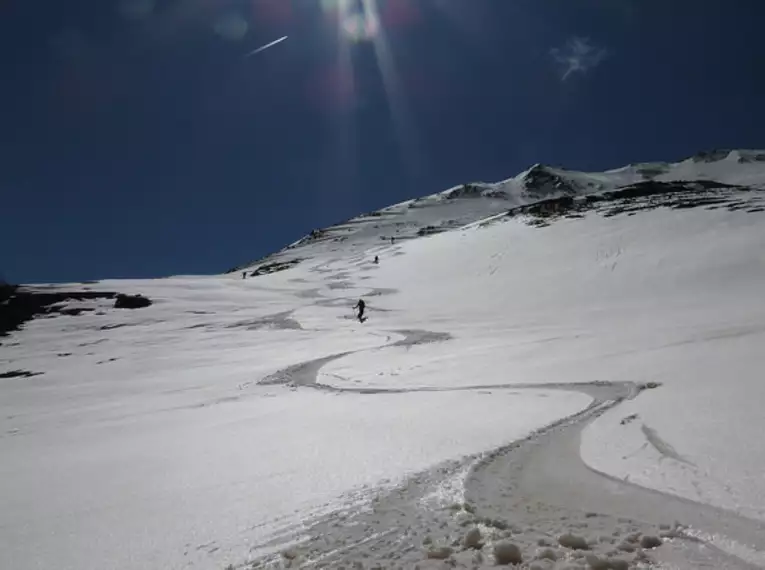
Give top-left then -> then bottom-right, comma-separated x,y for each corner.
493,541 -> 523,565
463,528 -> 483,549
558,533 -> 590,550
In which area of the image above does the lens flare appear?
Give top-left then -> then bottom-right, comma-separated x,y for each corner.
314,0 -> 465,189
341,11 -> 380,42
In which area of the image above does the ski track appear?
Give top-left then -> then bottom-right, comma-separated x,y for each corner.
243,275 -> 765,570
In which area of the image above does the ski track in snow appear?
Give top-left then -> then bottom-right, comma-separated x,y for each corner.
5,157 -> 765,570
244,279 -> 765,570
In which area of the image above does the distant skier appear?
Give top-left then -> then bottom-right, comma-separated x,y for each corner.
390,237 -> 395,245
354,299 -> 366,323
242,271 -> 247,280
373,255 -> 379,264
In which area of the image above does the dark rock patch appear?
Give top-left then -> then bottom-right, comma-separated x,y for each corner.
445,183 -> 502,200
100,323 -> 130,331
0,369 -> 43,379
501,180 -> 762,227
522,164 -> 582,198
417,225 -> 446,237
114,294 -> 152,309
691,149 -> 731,163
60,307 -> 95,316
250,259 -> 302,277
1,286 -> 117,341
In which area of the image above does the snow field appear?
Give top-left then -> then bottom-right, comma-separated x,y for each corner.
3,151 -> 765,569
0,272 -> 592,570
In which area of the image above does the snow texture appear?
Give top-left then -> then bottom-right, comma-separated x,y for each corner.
2,149 -> 765,570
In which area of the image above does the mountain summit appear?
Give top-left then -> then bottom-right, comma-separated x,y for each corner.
232,148 -> 765,276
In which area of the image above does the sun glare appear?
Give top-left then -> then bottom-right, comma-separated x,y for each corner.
314,0 -> 428,184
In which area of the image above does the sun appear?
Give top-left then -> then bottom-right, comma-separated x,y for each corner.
306,0 -> 478,187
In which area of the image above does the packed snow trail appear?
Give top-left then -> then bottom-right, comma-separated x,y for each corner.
247,282 -> 765,569
248,329 -> 765,569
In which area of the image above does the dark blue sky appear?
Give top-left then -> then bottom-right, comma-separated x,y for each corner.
2,0 -> 764,283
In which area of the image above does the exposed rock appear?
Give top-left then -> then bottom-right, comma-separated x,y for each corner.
445,183 -> 487,199
0,369 -> 43,379
503,179 -> 755,228
417,225 -> 445,237
1,286 -> 117,340
250,259 -> 303,277
114,294 -> 152,309
522,164 -> 580,197
691,149 -> 731,163
620,414 -> 638,425
60,307 -> 95,316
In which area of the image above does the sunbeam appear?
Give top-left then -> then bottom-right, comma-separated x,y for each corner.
315,0 -> 432,188
359,0 -> 426,183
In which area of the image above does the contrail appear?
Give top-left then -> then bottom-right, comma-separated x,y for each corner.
245,36 -> 288,58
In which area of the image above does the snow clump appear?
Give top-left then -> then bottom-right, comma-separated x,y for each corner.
493,541 -> 523,565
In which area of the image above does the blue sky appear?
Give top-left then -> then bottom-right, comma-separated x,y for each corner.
2,0 -> 764,283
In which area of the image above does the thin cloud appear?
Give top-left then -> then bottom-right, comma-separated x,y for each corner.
551,37 -> 608,81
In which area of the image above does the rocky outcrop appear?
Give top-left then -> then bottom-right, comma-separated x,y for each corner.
1,286 -> 152,342
114,294 -> 152,309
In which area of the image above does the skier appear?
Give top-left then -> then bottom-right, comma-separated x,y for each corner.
374,255 -> 379,264
353,299 -> 366,323
242,271 -> 247,280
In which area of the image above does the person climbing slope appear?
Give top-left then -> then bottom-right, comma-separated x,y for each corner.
353,299 -> 366,323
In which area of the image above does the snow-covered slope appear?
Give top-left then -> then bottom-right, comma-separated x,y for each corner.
232,148 -> 765,277
2,149 -> 765,570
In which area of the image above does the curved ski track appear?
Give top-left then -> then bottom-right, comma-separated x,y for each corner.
243,266 -> 765,569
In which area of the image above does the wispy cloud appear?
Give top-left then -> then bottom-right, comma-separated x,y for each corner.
551,37 -> 608,81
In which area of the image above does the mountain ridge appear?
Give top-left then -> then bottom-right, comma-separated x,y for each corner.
230,149 -> 765,276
